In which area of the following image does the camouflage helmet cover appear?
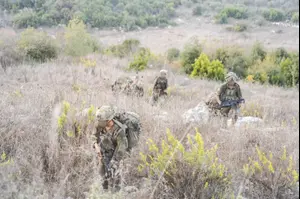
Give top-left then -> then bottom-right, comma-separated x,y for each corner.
96,105 -> 115,121
160,69 -> 167,76
225,72 -> 238,83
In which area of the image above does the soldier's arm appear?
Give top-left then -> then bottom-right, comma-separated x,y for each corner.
236,84 -> 242,99
153,77 -> 159,89
112,129 -> 128,162
216,84 -> 226,103
90,122 -> 100,147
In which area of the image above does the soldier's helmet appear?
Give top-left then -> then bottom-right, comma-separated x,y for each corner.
96,106 -> 115,121
225,72 -> 238,83
160,69 -> 167,77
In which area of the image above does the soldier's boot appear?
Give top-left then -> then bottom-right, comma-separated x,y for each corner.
102,179 -> 109,190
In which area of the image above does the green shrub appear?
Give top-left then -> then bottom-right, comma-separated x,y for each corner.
128,47 -> 152,71
17,28 -> 58,62
167,48 -> 180,62
262,9 -> 285,22
214,48 -> 230,65
251,42 -> 267,63
180,38 -> 202,74
221,6 -> 248,19
291,12 -> 299,23
0,38 -> 24,71
243,146 -> 299,198
191,53 -> 225,81
233,23 -> 247,32
64,18 -> 99,57
215,12 -> 228,24
13,8 -> 40,28
192,5 -> 202,16
138,129 -> 232,199
273,47 -> 289,65
280,54 -> 299,87
106,39 -> 140,58
267,68 -> 284,86
226,54 -> 250,78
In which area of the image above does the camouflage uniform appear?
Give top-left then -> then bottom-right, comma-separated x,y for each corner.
151,70 -> 168,104
206,72 -> 243,126
91,106 -> 128,191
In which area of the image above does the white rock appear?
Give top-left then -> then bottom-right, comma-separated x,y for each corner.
124,186 -> 138,193
234,116 -> 264,128
182,102 -> 210,124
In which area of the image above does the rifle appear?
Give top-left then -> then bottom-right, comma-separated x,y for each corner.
219,98 -> 245,108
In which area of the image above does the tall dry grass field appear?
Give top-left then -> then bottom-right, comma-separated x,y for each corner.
0,54 -> 298,199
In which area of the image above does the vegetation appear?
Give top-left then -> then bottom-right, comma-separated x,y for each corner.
166,48 -> 180,62
190,53 -> 225,81
180,37 -> 202,74
139,129 -> 232,199
64,18 -> 99,57
1,0 -> 181,30
215,6 -> 248,24
262,8 -> 285,22
128,47 -> 153,71
17,28 -> 58,62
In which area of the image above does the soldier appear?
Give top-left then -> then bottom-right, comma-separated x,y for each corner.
151,70 -> 168,104
206,72 -> 243,127
91,105 -> 128,192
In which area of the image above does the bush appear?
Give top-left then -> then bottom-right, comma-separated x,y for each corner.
138,129 -> 232,199
243,146 -> 299,198
128,47 -> 152,71
262,9 -> 285,22
221,6 -> 248,19
251,42 -> 267,63
215,12 -> 228,24
280,54 -> 299,87
106,39 -> 140,58
13,8 -> 40,28
17,28 -> 58,62
233,23 -> 247,32
64,18 -> 99,57
0,39 -> 24,71
192,5 -> 202,16
191,53 -> 225,81
291,12 -> 299,23
273,47 -> 289,65
180,38 -> 202,74
166,48 -> 180,62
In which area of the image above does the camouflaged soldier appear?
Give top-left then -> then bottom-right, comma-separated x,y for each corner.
206,72 -> 243,126
151,70 -> 168,104
91,106 -> 128,192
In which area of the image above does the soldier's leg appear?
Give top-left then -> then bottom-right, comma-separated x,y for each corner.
220,107 -> 231,127
99,161 -> 109,190
231,105 -> 239,125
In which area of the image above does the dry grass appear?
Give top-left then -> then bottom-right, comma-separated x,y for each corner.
0,53 -> 298,199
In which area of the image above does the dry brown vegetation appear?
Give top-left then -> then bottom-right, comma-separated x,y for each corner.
0,52 -> 298,199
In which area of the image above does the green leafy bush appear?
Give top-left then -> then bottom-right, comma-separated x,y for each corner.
215,12 -> 228,24
180,38 -> 202,74
216,6 -> 248,24
106,39 -> 140,58
138,129 -> 232,199
167,48 -> 180,62
192,5 -> 202,16
0,38 -> 24,71
262,9 -> 285,22
64,18 -> 99,57
243,146 -> 299,198
191,53 -> 225,81
128,48 -> 152,71
280,54 -> 299,87
251,42 -> 267,63
17,28 -> 58,62
233,23 -> 247,32
272,47 -> 289,65
13,8 -> 40,28
291,12 -> 299,23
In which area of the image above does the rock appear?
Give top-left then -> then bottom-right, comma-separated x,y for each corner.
234,116 -> 264,128
153,111 -> 169,122
124,186 -> 138,193
182,102 -> 210,124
